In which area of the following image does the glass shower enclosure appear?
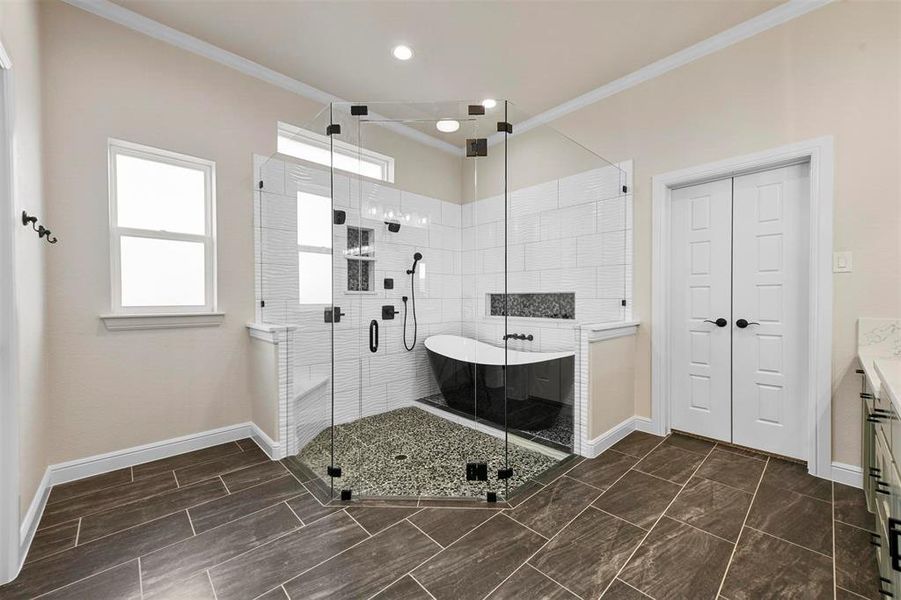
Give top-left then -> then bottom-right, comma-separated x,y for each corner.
255,100 -> 628,503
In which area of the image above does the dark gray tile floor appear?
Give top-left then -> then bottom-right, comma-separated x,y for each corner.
0,432 -> 882,599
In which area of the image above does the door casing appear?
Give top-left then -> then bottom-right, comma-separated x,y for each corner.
0,37 -> 20,585
651,137 -> 834,479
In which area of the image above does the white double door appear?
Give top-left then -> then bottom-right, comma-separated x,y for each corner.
669,164 -> 810,460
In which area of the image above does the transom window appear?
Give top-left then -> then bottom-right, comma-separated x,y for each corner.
278,121 -> 395,183
108,139 -> 216,314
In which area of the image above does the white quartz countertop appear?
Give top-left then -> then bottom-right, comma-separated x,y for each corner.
876,358 -> 901,411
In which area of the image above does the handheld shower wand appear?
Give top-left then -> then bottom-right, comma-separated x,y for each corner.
406,252 -> 422,275
402,252 -> 422,351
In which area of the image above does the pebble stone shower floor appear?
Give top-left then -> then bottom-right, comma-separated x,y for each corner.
0,429 -> 882,599
296,407 -> 560,498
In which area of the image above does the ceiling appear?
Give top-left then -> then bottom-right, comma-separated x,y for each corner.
112,0 -> 784,144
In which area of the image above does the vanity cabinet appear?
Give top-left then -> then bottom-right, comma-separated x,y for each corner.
861,364 -> 901,598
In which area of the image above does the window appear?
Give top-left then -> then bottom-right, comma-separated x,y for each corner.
108,139 -> 216,314
278,121 -> 395,183
297,191 -> 332,304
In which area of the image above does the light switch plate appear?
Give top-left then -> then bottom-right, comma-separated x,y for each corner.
833,251 -> 853,273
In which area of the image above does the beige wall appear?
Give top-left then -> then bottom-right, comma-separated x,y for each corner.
248,338 -> 279,441
589,335 -> 637,439
38,1 -> 461,465
0,0 -> 50,518
543,1 -> 898,465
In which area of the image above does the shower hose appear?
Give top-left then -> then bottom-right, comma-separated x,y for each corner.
402,271 -> 418,351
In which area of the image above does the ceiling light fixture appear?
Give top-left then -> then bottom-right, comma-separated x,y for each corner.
436,119 -> 460,133
392,45 -> 413,61
482,98 -> 497,109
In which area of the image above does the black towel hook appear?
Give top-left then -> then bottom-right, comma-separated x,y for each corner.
22,211 -> 59,244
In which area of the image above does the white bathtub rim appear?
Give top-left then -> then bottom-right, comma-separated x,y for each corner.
424,334 -> 574,366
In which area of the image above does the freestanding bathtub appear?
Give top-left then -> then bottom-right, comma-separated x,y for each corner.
424,335 -> 575,431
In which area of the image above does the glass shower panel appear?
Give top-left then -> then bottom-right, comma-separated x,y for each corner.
504,101 -> 627,465
254,105 -> 340,501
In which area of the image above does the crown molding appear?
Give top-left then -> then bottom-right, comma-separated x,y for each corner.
60,0 -> 461,156
63,0 -> 831,154
490,0 -> 834,144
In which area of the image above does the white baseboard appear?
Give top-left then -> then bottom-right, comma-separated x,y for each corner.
249,423 -> 283,460
584,416 -> 649,459
16,420 -> 280,580
831,461 -> 863,489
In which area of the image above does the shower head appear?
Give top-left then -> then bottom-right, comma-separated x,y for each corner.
407,252 -> 423,275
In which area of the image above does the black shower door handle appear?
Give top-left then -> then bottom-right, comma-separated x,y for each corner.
369,319 -> 378,353
704,318 -> 728,327
736,319 -> 760,329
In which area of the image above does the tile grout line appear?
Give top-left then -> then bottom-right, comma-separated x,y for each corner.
219,475 -> 230,495
589,505 -> 649,532
74,517 -> 82,546
173,470 -> 180,488
524,562 -> 585,600
30,559 -> 140,599
206,569 -> 220,600
282,499 -> 305,526
409,573 -> 438,600
37,473 -> 183,533
743,525 -> 835,560
138,557 -> 144,600
362,527 -> 447,600
404,517 -> 445,549
284,516 -> 441,597
483,435 -> 672,600
714,456 -> 770,598
502,513 -> 550,541
597,439 -> 718,598
186,509 -> 197,536
342,508 -> 373,536
617,576 -> 655,599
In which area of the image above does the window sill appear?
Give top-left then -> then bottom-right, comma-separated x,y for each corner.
100,312 -> 225,331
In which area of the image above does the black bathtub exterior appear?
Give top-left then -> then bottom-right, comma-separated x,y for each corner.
426,348 -> 574,431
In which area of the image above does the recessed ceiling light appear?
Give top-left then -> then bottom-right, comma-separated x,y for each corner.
392,45 -> 413,61
436,119 -> 460,133
482,98 -> 497,109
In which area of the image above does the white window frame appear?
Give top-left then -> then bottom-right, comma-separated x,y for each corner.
108,138 -> 217,315
278,121 -> 395,183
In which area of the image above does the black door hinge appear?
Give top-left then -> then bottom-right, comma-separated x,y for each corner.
260,300 -> 266,308
622,185 -> 628,193
326,123 -> 341,136
497,122 -> 512,134
327,466 -> 342,478
497,468 -> 513,480
258,180 -> 264,190
468,104 -> 485,115
621,299 -> 627,307
350,105 -> 368,116
466,462 -> 488,481
466,139 -> 488,158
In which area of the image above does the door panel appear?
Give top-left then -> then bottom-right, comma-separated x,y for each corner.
669,179 -> 733,442
731,164 -> 809,459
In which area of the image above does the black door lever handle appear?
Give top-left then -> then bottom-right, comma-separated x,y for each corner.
736,319 -> 760,329
704,318 -> 728,327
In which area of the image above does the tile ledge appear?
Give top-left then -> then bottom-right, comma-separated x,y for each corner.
100,312 -> 225,331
